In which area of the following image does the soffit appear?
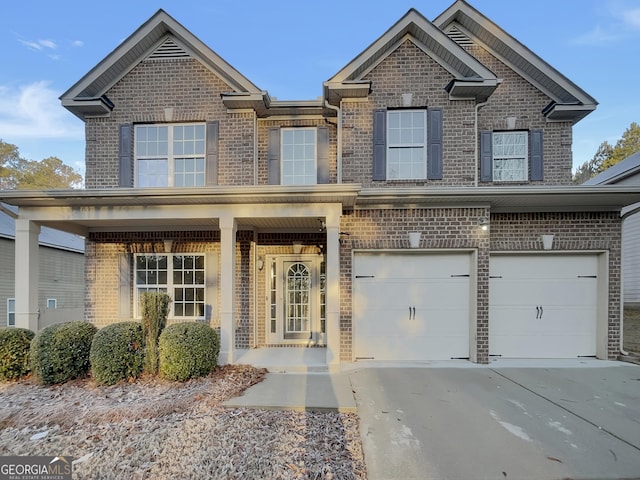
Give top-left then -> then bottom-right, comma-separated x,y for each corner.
356,186 -> 640,213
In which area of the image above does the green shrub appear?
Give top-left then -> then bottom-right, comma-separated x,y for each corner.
30,321 -> 97,385
141,292 -> 171,375
159,322 -> 219,382
0,327 -> 35,381
90,322 -> 145,385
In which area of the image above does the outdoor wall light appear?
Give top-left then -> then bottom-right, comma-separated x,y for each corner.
292,243 -> 303,254
163,239 -> 173,253
257,256 -> 265,271
402,93 -> 413,107
478,217 -> 490,231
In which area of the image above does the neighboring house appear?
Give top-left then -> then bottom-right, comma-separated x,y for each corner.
584,151 -> 640,307
0,204 -> 85,330
1,0 -> 639,366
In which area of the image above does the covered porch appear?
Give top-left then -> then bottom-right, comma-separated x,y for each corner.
2,185 -> 359,371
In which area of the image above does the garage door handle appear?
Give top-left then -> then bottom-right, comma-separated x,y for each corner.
356,275 -> 375,279
536,305 -> 544,319
409,306 -> 416,320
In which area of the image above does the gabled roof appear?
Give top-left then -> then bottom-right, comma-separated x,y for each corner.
434,0 -> 597,124
324,8 -> 500,105
60,9 -> 263,120
584,151 -> 640,185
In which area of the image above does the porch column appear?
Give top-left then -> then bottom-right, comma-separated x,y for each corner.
325,211 -> 341,371
15,219 -> 40,331
219,215 -> 237,364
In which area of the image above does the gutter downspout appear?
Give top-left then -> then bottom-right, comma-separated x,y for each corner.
254,112 -> 258,185
474,100 -> 489,187
325,101 -> 342,183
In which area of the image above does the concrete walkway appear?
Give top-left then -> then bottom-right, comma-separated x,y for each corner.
222,371 -> 356,412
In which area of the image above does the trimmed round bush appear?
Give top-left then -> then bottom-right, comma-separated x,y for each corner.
90,322 -> 145,386
159,322 -> 219,381
30,321 -> 97,385
0,327 -> 36,381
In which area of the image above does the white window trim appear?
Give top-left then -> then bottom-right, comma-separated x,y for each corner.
7,298 -> 15,327
492,131 -> 528,182
281,127 -> 318,186
134,123 -> 206,188
134,253 -> 206,320
46,298 -> 57,309
386,109 -> 427,180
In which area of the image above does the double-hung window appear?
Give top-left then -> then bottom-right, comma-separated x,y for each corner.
480,129 -> 544,182
135,124 -> 206,187
7,298 -> 15,326
267,126 -> 329,185
281,128 -> 317,185
386,110 -> 427,180
372,108 -> 443,181
492,131 -> 528,181
135,254 -> 205,318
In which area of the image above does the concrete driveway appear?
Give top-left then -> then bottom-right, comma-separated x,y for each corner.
348,360 -> 640,480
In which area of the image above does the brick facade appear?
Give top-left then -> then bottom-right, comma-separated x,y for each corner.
69,6 -> 624,365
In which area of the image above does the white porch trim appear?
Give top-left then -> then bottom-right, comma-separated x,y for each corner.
14,219 -> 40,331
219,215 -> 237,364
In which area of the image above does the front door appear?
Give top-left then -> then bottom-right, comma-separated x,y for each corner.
266,254 -> 325,345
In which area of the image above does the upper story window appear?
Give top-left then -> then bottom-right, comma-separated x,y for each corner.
387,110 -> 427,180
267,126 -> 329,185
492,131 -> 528,181
480,130 -> 543,183
373,108 -> 443,182
282,128 -> 317,185
135,124 -> 206,188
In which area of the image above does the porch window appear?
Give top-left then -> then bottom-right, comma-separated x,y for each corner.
7,298 -> 15,327
134,254 -> 205,318
135,124 -> 206,187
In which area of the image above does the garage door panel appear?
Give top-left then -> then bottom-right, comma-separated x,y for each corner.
489,255 -> 598,359
354,253 -> 471,361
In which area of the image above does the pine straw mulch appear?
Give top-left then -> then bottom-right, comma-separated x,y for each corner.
0,365 -> 366,479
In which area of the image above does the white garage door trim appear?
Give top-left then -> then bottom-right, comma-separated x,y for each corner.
489,252 -> 609,359
353,250 -> 476,362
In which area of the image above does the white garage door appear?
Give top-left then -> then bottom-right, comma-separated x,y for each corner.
353,252 -> 471,361
489,255 -> 599,358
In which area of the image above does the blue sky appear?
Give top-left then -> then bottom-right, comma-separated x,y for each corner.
1,0 -> 639,179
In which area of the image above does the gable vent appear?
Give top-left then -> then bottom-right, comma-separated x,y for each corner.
445,25 -> 473,47
147,37 -> 190,60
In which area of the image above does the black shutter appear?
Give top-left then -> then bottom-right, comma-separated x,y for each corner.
372,109 -> 387,181
480,131 -> 493,182
317,127 -> 330,184
118,124 -> 133,187
427,108 -> 443,180
267,127 -> 280,185
206,121 -> 219,186
529,130 -> 544,181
